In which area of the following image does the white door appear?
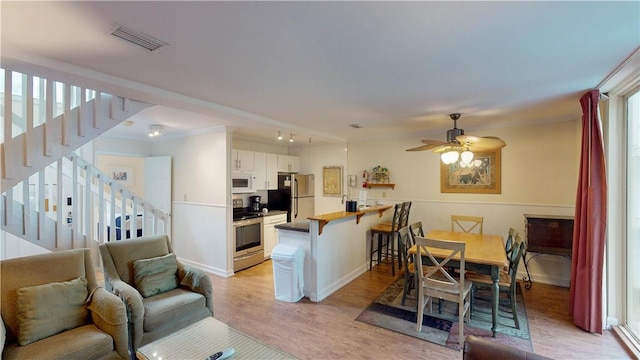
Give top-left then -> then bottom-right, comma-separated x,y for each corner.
144,156 -> 172,214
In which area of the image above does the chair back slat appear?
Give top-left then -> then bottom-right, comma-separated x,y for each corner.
399,201 -> 412,228
409,221 -> 424,246
397,226 -> 413,268
415,236 -> 466,293
390,203 -> 403,231
508,234 -> 525,276
505,227 -> 519,257
451,215 -> 484,234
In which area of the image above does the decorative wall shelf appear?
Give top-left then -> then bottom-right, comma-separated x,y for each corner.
366,183 -> 395,189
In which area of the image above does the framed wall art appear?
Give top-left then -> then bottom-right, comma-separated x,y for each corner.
322,166 -> 343,196
108,166 -> 134,187
440,149 -> 501,194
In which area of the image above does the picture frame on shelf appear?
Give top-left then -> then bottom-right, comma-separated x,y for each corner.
440,149 -> 501,194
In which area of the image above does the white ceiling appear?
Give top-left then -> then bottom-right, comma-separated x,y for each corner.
2,1 -> 639,144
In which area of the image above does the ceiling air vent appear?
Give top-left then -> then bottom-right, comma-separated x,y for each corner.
110,24 -> 168,52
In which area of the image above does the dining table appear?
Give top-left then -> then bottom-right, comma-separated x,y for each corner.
408,229 -> 508,337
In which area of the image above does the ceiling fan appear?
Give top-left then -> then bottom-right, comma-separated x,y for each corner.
406,113 -> 506,164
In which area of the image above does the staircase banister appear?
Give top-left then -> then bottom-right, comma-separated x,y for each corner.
65,153 -> 169,220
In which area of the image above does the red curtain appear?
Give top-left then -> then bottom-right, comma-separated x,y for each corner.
569,89 -> 607,334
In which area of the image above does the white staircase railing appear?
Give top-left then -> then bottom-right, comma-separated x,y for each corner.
1,67 -> 152,191
0,67 -> 168,254
1,152 -> 170,252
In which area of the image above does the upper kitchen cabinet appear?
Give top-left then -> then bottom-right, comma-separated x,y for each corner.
254,152 -> 278,190
232,149 -> 255,172
277,155 -> 300,173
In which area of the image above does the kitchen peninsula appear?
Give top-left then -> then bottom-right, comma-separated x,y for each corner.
275,205 -> 392,302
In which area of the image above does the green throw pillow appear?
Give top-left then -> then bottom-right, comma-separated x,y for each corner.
133,253 -> 178,297
16,277 -> 89,346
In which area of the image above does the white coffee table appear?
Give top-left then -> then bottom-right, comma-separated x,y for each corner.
137,317 -> 295,360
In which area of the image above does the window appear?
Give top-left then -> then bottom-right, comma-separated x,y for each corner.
626,89 -> 640,342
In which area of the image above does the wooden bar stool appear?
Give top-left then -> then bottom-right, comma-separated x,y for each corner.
369,203 -> 402,275
377,201 -> 411,270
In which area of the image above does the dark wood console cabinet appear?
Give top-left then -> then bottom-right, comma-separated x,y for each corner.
524,214 -> 574,256
522,214 -> 574,288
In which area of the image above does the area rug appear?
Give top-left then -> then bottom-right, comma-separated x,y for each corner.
356,277 -> 532,352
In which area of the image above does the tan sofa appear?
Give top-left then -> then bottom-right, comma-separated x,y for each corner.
1,249 -> 128,360
99,235 -> 213,352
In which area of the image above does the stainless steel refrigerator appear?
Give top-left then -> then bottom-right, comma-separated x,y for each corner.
268,174 -> 314,222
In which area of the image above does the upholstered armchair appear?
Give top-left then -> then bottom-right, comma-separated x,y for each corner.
99,235 -> 213,351
1,249 -> 129,360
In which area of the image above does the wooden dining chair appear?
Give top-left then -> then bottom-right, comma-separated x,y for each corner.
467,235 -> 525,329
451,215 -> 484,234
414,236 -> 471,346
369,203 -> 402,275
409,221 -> 424,243
396,202 -> 412,268
504,227 -> 519,258
397,226 -> 416,306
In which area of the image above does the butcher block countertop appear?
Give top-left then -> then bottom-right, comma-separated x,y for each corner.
307,205 -> 392,235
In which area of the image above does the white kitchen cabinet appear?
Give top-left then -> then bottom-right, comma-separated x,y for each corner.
232,149 -> 255,172
254,152 -> 278,190
277,155 -> 300,173
254,152 -> 267,190
266,153 -> 278,189
263,213 -> 287,259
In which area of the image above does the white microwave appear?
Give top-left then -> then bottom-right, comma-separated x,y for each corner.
232,173 -> 256,193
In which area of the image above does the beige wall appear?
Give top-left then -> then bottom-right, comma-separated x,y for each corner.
155,128 -> 231,276
159,128 -> 228,205
293,143 -> 349,215
347,120 -> 579,205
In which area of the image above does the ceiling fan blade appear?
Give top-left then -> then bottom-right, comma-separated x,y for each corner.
406,139 -> 448,151
420,139 -> 448,146
456,135 -> 506,150
432,145 -> 458,153
406,144 -> 438,152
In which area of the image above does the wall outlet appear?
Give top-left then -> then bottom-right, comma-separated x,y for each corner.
382,191 -> 387,198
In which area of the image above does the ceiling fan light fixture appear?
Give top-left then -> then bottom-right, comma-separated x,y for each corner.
461,149 -> 474,163
441,150 -> 459,164
148,124 -> 163,137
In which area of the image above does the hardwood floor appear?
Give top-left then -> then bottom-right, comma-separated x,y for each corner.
208,260 -> 635,360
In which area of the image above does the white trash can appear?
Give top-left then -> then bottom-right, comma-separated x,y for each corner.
271,244 -> 305,302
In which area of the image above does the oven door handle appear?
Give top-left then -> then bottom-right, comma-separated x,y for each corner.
235,252 -> 263,261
